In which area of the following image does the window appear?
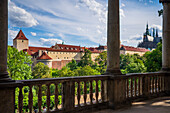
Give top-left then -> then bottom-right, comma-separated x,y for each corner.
22,40 -> 24,42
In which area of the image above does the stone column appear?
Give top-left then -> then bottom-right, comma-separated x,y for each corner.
160,0 -> 170,71
106,0 -> 121,75
160,0 -> 170,95
0,0 -> 11,82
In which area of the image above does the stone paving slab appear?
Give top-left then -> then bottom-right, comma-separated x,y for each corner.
93,97 -> 170,113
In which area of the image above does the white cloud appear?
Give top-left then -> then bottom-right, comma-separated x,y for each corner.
120,9 -> 125,17
9,1 -> 38,27
122,34 -> 143,45
46,33 -> 54,37
8,29 -> 18,40
121,3 -> 125,8
31,32 -> 36,36
39,38 -> 63,46
149,24 -> 162,31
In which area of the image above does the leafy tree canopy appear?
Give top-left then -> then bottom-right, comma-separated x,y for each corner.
7,46 -> 32,80
32,62 -> 52,79
143,41 -> 162,72
78,49 -> 93,67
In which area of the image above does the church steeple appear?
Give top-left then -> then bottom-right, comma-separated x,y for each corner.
146,22 -> 149,35
153,28 -> 155,37
156,28 -> 159,37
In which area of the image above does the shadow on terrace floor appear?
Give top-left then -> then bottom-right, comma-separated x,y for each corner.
93,97 -> 170,113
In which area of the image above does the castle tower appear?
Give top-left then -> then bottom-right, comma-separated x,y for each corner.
13,30 -> 29,51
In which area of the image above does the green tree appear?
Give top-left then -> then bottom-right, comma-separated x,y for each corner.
144,42 -> 162,72
120,53 -> 146,74
32,62 -> 52,79
95,51 -> 107,74
74,66 -> 101,76
7,46 -> 32,80
78,49 -> 93,67
66,59 -> 77,71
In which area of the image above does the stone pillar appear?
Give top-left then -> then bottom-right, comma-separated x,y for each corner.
0,0 -> 11,82
0,1 -> 15,113
160,0 -> 170,71
160,0 -> 170,95
106,0 -> 121,75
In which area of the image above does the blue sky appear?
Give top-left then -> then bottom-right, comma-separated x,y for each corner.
8,0 -> 163,47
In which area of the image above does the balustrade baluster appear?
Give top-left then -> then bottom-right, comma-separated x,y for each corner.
96,80 -> 99,104
29,85 -> 33,113
19,86 -> 23,113
84,81 -> 87,105
155,75 -> 158,93
160,76 -> 162,92
134,77 -> 137,97
162,76 -> 165,91
38,85 -> 42,113
154,76 -> 156,93
127,78 -> 129,98
55,83 -> 59,111
46,84 -> 51,112
131,78 -> 133,97
77,82 -> 81,107
157,75 -> 160,93
148,76 -> 151,94
90,81 -> 93,104
101,80 -> 105,102
138,77 -> 141,96
151,76 -> 154,94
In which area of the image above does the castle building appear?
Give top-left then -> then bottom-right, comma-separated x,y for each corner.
13,30 -> 150,69
138,23 -> 162,50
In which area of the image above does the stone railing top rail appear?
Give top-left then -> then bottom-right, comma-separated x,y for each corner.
0,71 -> 166,88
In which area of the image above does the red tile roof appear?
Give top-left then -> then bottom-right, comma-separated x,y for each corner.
37,52 -> 52,60
29,46 -> 83,53
13,30 -> 28,40
121,45 -> 150,52
23,49 -> 32,55
88,47 -> 101,53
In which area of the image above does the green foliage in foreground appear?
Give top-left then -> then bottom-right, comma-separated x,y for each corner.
7,46 -> 32,80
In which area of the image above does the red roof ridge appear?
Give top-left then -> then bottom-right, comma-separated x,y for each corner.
121,45 -> 150,52
37,52 -> 52,60
14,30 -> 28,40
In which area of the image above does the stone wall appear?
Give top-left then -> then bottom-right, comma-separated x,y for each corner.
13,39 -> 28,51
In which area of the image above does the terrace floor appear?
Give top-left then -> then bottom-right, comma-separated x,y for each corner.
93,97 -> 170,113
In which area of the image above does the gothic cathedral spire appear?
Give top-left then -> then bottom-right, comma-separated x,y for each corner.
156,28 -> 159,37
153,28 -> 155,37
146,22 -> 149,35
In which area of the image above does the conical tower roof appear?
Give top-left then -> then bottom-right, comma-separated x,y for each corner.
13,30 -> 28,40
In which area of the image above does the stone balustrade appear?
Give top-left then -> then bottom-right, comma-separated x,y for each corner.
8,72 -> 166,113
